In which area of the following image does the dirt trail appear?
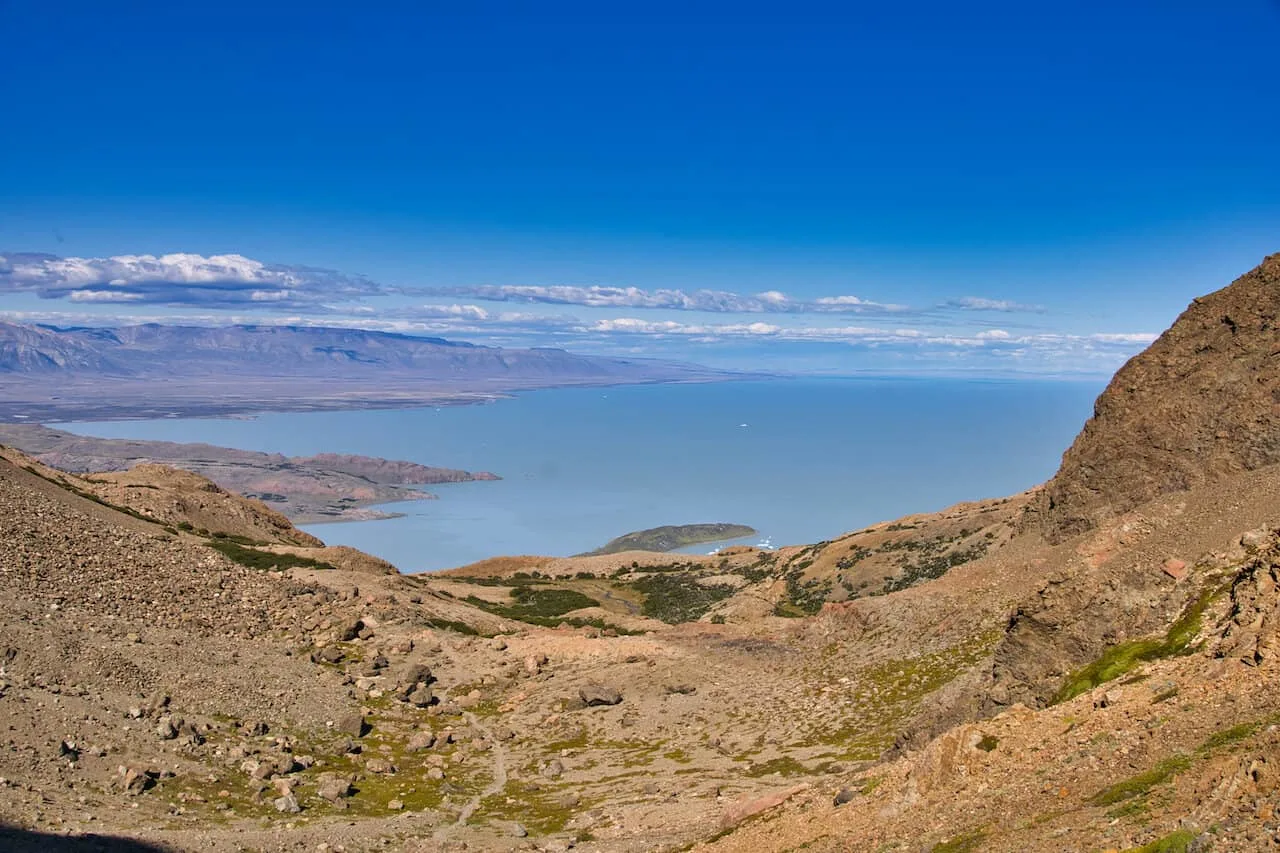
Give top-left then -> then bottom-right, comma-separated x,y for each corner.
443,710 -> 510,836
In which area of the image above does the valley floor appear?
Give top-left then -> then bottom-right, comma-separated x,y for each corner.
3,444 -> 1280,852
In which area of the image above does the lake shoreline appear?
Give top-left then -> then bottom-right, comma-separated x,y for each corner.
79,378 -> 1098,572
4,373 -> 771,425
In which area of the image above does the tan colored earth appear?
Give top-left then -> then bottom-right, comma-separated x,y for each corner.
4,257 -> 1280,852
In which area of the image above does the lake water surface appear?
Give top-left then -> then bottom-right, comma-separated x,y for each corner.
61,378 -> 1102,572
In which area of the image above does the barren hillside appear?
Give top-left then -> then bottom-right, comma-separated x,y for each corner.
1038,253 -> 1280,543
5,256 -> 1280,852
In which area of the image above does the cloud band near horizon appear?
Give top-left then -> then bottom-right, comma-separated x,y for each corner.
1,251 -> 1043,317
0,251 -> 1155,375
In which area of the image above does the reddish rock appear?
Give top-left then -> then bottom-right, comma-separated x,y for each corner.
719,784 -> 808,829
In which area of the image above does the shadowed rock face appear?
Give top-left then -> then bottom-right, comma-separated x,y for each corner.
1038,253 -> 1280,543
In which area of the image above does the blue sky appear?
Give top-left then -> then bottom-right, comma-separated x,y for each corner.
2,0 -> 1278,375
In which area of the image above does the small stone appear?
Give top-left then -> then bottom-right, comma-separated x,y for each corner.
1241,529 -> 1270,551
579,683 -> 622,707
542,758 -> 564,779
336,712 -> 368,738
316,773 -> 353,802
312,646 -> 345,665
833,788 -> 856,806
118,765 -> 154,795
1162,558 -> 1188,581
273,794 -> 301,813
401,663 -> 432,687
511,822 -> 528,837
387,799 -> 404,811
1095,688 -> 1123,709
407,731 -> 436,752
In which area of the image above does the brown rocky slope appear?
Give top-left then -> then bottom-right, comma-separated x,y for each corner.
1038,252 -> 1280,544
8,255 -> 1280,851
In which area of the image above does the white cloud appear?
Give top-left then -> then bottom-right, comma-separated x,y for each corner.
424,283 -> 910,315
1089,332 -> 1158,344
942,296 -> 1044,313
66,289 -> 145,303
0,307 -> 1157,377
406,304 -> 492,321
812,295 -> 878,307
0,248 -> 1154,377
0,252 -> 382,308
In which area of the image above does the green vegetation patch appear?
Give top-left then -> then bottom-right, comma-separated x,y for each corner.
1122,829 -> 1197,853
1052,590 -> 1213,705
930,829 -> 987,853
1197,711 -> 1280,754
507,586 -> 600,616
806,630 -> 1001,759
481,780 -> 578,835
881,538 -> 989,594
744,756 -> 812,778
461,588 -> 640,634
631,573 -> 737,623
1089,755 -> 1192,806
423,617 -> 481,636
205,539 -> 337,571
779,566 -> 832,615
207,530 -> 269,546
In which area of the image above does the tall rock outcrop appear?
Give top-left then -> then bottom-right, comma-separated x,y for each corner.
1038,253 -> 1280,543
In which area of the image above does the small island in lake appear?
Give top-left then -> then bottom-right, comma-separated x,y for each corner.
580,522 -> 757,556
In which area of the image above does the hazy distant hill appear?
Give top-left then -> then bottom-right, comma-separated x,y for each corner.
0,321 -> 699,380
0,321 -> 741,420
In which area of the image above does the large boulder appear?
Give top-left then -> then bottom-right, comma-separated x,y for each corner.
578,683 -> 622,707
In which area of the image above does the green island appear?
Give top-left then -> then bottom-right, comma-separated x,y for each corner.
579,522 -> 757,556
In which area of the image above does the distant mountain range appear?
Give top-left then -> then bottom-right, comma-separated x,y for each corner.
0,321 -> 744,421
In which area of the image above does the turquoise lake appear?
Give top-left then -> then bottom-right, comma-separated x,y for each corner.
60,378 -> 1103,572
